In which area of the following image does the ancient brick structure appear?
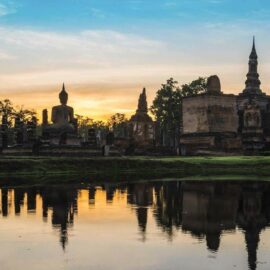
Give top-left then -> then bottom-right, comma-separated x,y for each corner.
181,76 -> 241,154
129,88 -> 155,146
237,38 -> 270,150
180,38 -> 270,154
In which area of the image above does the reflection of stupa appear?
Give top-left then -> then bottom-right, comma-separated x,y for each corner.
1,181 -> 270,268
238,187 -> 268,270
127,183 -> 153,241
136,207 -> 148,238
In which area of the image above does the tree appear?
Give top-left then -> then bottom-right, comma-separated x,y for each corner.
76,114 -> 108,130
76,114 -> 94,128
151,77 -> 207,149
181,77 -> 207,97
151,78 -> 182,148
13,106 -> 37,124
0,100 -> 37,127
107,113 -> 128,130
0,99 -> 15,127
107,113 -> 128,138
91,120 -> 108,129
76,114 -> 109,142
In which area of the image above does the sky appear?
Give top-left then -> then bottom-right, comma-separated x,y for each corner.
0,0 -> 270,120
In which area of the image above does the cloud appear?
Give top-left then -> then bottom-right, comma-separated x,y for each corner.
164,1 -> 178,8
90,8 -> 106,19
0,51 -> 15,59
0,27 -> 165,90
0,22 -> 270,120
0,23 -> 269,91
0,1 -> 17,16
206,0 -> 223,4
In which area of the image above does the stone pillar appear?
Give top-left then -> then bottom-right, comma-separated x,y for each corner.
42,109 -> 48,125
15,116 -> 24,145
1,114 -> 8,149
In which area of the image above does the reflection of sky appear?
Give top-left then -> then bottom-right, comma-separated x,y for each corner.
1,187 -> 270,270
0,1 -> 270,119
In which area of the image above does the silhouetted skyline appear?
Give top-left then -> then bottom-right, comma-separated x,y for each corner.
0,1 -> 270,119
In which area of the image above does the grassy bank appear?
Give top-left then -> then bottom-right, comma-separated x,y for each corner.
0,156 -> 269,180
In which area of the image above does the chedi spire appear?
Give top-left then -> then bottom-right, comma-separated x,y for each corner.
137,88 -> 148,113
243,37 -> 262,95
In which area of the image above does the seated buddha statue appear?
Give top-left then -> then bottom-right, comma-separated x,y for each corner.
43,84 -> 76,136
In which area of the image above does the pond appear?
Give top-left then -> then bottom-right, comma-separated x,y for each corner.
0,180 -> 270,270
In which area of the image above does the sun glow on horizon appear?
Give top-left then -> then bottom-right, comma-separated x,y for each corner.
0,1 -> 270,120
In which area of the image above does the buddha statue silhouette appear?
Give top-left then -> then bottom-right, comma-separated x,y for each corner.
44,84 -> 76,137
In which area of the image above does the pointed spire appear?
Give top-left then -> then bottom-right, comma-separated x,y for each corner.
130,87 -> 153,123
242,37 -> 262,95
250,36 -> 257,59
137,87 -> 148,113
142,87 -> 146,95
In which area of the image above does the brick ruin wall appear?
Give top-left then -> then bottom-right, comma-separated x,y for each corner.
182,95 -> 239,134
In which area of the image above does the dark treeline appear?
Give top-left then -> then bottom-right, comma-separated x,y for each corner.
0,99 -> 37,128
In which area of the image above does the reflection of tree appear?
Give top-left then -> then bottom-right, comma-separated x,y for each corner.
2,181 -> 270,269
153,182 -> 182,239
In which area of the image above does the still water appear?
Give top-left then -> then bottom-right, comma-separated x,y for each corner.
0,180 -> 270,270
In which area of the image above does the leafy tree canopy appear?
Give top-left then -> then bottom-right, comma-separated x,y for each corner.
151,77 -> 207,125
107,113 -> 128,130
0,99 -> 37,127
181,77 -> 207,97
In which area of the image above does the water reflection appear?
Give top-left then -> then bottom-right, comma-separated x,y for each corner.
0,181 -> 270,270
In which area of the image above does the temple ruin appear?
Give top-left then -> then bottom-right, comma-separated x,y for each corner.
180,38 -> 270,155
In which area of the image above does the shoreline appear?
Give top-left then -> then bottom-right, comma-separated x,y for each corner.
0,156 -> 269,184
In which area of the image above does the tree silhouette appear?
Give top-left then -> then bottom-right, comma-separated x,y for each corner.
151,77 -> 207,149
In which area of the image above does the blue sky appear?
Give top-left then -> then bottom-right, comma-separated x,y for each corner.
1,0 -> 269,30
0,0 -> 270,119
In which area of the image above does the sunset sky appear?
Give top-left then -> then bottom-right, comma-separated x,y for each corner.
0,0 -> 270,121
